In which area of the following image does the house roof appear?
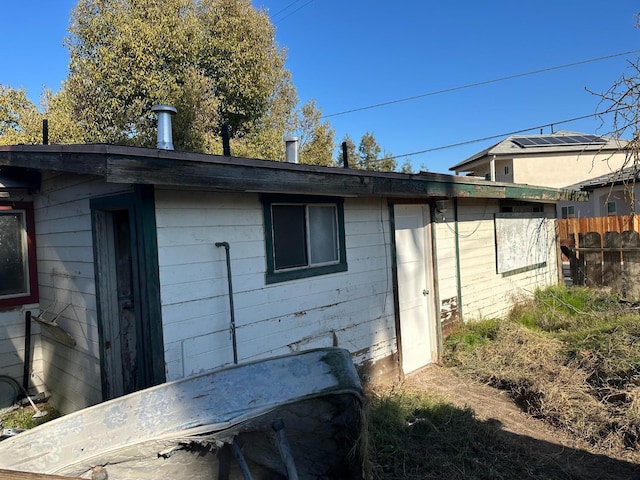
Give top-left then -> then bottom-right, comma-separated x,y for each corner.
450,131 -> 626,172
565,165 -> 639,191
0,144 -> 587,203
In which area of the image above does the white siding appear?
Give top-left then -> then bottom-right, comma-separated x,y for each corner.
155,189 -> 397,381
0,304 -> 44,394
434,199 -> 559,321
34,172 -> 131,413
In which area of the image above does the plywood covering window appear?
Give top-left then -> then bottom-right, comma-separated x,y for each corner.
0,202 -> 38,306
262,195 -> 347,283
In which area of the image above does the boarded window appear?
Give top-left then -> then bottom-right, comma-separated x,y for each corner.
495,213 -> 548,274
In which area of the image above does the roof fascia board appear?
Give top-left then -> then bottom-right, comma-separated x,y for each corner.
0,144 -> 584,203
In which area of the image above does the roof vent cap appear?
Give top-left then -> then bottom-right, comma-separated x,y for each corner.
151,105 -> 177,150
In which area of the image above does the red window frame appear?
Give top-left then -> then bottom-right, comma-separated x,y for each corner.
0,202 -> 39,307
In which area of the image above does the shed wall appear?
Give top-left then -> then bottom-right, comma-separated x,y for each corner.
155,189 -> 398,383
438,199 -> 559,321
34,172 -> 131,413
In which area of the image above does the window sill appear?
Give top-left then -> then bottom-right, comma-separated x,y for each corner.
266,262 -> 348,284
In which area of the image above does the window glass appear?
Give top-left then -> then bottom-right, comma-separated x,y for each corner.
607,201 -> 616,215
263,195 -> 347,283
309,205 -> 338,264
272,205 -> 307,270
0,211 -> 28,297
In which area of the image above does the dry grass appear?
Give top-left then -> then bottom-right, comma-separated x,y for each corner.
444,286 -> 640,453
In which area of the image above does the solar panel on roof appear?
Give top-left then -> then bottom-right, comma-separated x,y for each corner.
513,135 -> 606,148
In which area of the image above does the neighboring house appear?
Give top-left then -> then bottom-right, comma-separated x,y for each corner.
558,166 -> 640,218
0,142 -> 582,414
450,131 -> 628,188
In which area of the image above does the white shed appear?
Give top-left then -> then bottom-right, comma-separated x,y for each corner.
0,145 -> 584,413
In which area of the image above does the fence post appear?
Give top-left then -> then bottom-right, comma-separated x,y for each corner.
603,231 -> 622,293
622,230 -> 640,300
582,232 -> 602,287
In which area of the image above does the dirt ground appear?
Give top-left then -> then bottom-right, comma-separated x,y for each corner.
400,364 -> 640,480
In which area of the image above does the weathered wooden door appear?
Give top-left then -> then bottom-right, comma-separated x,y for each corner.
394,204 -> 437,374
91,188 -> 164,400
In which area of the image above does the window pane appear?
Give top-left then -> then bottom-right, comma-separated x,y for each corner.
272,205 -> 307,269
0,212 -> 27,296
308,205 -> 338,264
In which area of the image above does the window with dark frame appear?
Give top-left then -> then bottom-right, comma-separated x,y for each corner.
561,205 -> 575,219
0,202 -> 38,306
263,195 -> 347,284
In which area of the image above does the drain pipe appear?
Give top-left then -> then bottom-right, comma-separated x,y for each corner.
23,310 -> 31,391
216,242 -> 238,364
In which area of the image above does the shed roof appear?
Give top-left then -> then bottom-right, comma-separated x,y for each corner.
565,165 -> 639,191
450,131 -> 626,172
0,144 -> 586,203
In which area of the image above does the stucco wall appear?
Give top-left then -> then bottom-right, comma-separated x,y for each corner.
155,189 -> 398,383
513,151 -> 627,188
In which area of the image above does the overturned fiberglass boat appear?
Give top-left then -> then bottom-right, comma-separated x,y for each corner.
0,348 -> 366,479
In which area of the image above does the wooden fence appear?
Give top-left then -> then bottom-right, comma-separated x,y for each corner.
558,215 -> 640,299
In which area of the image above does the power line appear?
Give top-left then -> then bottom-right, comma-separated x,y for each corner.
273,0 -> 314,23
271,0 -> 305,19
322,49 -> 640,119
385,107 -> 630,163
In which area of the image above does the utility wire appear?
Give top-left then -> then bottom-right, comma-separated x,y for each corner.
273,0 -> 314,23
271,0 -> 304,19
322,49 -> 640,119
382,106 -> 633,163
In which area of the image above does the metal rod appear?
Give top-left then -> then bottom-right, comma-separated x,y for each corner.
216,242 -> 238,364
231,438 -> 254,480
272,419 -> 300,480
23,311 -> 31,391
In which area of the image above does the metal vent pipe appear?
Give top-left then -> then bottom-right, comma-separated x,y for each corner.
285,136 -> 299,163
151,105 -> 177,150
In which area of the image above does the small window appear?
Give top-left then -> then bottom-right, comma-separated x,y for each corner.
0,202 -> 38,307
263,195 -> 347,283
504,166 -> 509,175
561,206 -> 575,219
607,201 -> 616,216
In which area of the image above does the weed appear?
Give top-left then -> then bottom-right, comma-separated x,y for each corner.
444,286 -> 640,452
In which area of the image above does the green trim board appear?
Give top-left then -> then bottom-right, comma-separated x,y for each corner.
262,194 -> 347,284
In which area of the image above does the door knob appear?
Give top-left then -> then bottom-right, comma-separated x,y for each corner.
423,289 -> 429,296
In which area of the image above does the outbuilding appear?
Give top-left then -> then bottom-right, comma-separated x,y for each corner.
0,143 -> 583,413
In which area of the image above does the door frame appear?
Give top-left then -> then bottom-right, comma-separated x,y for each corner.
90,185 -> 165,400
390,202 -> 440,376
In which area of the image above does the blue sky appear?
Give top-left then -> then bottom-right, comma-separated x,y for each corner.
2,1 -> 639,173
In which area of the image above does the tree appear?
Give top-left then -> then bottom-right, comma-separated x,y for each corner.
0,85 -> 42,145
354,132 -> 397,172
399,159 -> 414,174
59,0 -> 296,154
336,134 -> 358,168
297,100 -> 335,166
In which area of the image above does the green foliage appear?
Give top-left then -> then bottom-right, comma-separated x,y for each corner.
443,318 -> 501,363
0,85 -> 43,145
1,404 -> 60,430
297,99 -> 336,166
445,286 -> 640,451
337,132 -> 397,172
58,0 -> 296,155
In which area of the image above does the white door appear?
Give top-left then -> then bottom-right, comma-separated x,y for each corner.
394,205 -> 436,374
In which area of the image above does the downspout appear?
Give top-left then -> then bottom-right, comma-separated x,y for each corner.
454,198 -> 463,323
23,310 -> 32,391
